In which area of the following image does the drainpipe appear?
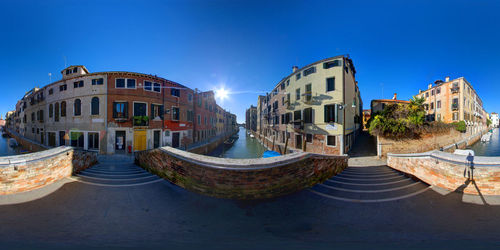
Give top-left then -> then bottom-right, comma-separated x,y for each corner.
341,57 -> 346,155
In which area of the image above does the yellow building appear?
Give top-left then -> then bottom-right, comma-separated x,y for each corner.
258,55 -> 362,155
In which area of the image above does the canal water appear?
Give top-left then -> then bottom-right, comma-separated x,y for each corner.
0,133 -> 20,157
469,128 -> 500,156
208,127 -> 267,158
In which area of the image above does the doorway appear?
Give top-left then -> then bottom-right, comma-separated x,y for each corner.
295,134 -> 302,149
153,130 -> 161,148
115,131 -> 126,153
172,132 -> 180,148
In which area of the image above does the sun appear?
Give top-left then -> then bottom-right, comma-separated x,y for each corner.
215,88 -> 229,101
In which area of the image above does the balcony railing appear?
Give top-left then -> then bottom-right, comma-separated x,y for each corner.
451,86 -> 459,94
451,104 -> 459,111
133,116 -> 149,127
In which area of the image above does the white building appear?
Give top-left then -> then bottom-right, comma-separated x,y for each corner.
491,112 -> 499,128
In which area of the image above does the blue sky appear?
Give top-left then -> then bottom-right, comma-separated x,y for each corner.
1,0 -> 499,123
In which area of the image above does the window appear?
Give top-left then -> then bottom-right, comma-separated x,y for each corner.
204,116 -> 207,125
306,134 -> 313,143
73,67 -> 77,73
88,132 -> 99,150
116,78 -> 126,88
303,66 -> 316,76
304,108 -> 312,123
296,88 -> 301,101
187,110 -> 194,122
452,112 -> 458,121
92,78 -> 103,85
286,79 -> 290,86
188,94 -> 193,102
38,110 -> 44,123
154,83 -> 161,93
73,81 -> 84,88
61,101 -> 66,117
280,83 -> 285,90
49,104 -> 53,118
133,103 -> 147,116
305,84 -> 312,102
326,77 -> 335,92
294,110 -> 301,121
91,97 -> 99,115
296,73 -> 301,80
74,99 -> 81,116
55,103 -> 59,122
59,84 -> 67,92
66,69 -> 71,75
327,135 -> 336,146
324,104 -> 337,123
49,88 -> 53,95
144,81 -> 152,91
127,79 -> 136,88
430,102 -> 434,110
171,88 -> 180,97
436,87 -> 441,94
323,60 -> 341,69
431,90 -> 435,96
437,100 -> 441,109
70,132 -> 84,148
113,102 -> 128,118
425,92 -> 429,98
32,127 -> 35,133
197,114 -> 201,125
59,131 -> 65,146
452,98 -> 459,110
151,104 -> 164,119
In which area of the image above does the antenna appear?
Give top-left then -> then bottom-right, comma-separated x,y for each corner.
48,73 -> 52,83
380,82 -> 384,98
63,56 -> 67,68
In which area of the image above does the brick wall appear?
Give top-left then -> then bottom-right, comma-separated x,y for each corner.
378,129 -> 486,158
388,151 -> 500,195
135,147 -> 348,199
0,147 -> 97,195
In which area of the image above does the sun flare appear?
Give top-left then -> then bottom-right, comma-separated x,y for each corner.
215,88 -> 229,101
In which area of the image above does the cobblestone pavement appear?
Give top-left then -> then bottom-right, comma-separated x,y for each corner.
1,156 -> 500,249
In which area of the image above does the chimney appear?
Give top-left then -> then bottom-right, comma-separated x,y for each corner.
419,89 -> 422,94
292,66 -> 298,73
428,84 -> 432,89
392,93 -> 397,100
445,76 -> 450,82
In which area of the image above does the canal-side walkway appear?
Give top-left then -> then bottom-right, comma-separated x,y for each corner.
1,155 -> 500,249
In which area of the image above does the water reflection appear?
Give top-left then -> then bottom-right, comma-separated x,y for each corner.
208,127 -> 267,159
469,128 -> 500,156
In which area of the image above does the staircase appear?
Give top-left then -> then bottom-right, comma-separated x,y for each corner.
309,165 -> 430,203
71,155 -> 163,187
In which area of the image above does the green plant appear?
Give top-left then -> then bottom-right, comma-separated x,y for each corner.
453,121 -> 467,133
487,119 -> 492,126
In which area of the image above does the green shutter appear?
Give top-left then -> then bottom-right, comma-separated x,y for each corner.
124,102 -> 129,118
159,105 -> 164,119
113,102 -> 117,118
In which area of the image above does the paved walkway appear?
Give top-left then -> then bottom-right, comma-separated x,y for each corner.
1,156 -> 500,249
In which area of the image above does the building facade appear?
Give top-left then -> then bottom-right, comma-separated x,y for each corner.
7,65 -> 237,154
245,105 -> 257,132
491,112 -> 499,128
415,76 -> 487,125
257,55 -> 362,155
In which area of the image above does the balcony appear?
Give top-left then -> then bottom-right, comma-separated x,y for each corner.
451,86 -> 459,94
133,116 -> 149,127
451,104 -> 459,111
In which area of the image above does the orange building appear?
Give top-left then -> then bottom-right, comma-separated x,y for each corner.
415,76 -> 487,125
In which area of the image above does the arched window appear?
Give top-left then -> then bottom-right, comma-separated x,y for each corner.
54,102 -> 59,122
91,97 -> 99,115
61,101 -> 66,117
74,99 -> 81,116
49,104 -> 53,118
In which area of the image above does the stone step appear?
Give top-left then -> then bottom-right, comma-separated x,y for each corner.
84,168 -> 145,175
322,177 -> 415,191
310,181 -> 430,202
74,174 -> 159,185
78,171 -> 152,179
331,174 -> 407,184
338,171 -> 403,178
342,167 -> 397,174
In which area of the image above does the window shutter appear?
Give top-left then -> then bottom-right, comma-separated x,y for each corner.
159,105 -> 164,119
113,102 -> 117,118
324,105 -> 328,123
124,102 -> 129,118
151,104 -> 155,119
334,104 -> 338,123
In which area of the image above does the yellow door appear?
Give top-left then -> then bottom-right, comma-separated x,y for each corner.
133,130 -> 147,151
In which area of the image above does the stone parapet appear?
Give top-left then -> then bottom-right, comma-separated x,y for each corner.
388,150 -> 500,195
135,146 -> 348,199
0,147 -> 97,195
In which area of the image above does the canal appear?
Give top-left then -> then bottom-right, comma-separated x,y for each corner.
469,128 -> 500,156
208,127 -> 267,158
0,133 -> 19,157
